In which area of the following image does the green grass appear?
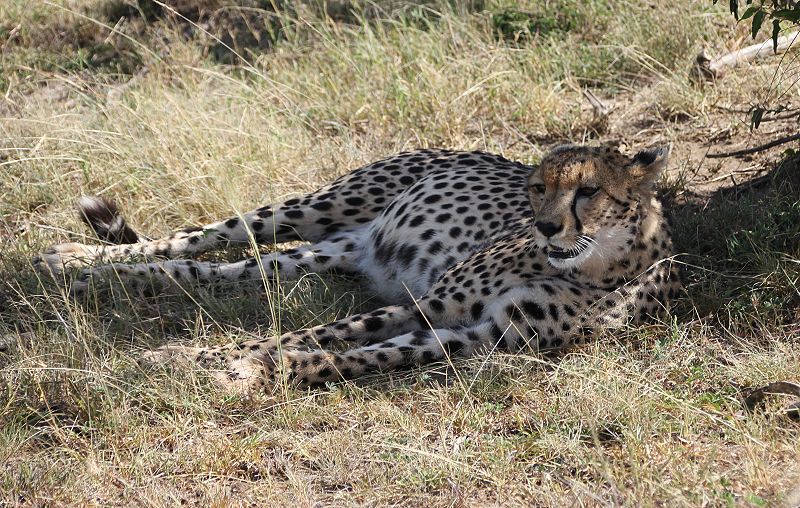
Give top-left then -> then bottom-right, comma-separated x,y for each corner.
1,0 -> 799,505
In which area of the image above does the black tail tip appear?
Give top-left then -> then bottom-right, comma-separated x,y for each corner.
77,196 -> 142,244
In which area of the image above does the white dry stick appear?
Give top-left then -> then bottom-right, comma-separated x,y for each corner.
692,30 -> 800,81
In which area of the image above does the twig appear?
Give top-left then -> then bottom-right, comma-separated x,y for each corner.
706,132 -> 800,158
744,381 -> 800,421
752,110 -> 800,122
582,88 -> 610,117
582,88 -> 611,135
712,104 -> 800,121
705,166 -> 762,183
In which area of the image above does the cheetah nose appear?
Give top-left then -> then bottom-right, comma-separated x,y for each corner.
534,221 -> 563,238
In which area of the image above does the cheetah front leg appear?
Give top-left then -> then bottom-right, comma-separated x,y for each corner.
266,323 -> 501,389
142,301 -> 446,389
145,302 -> 435,364
153,323 -> 501,393
192,279 -> 633,391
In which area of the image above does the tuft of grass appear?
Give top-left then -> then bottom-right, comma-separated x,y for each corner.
1,0 -> 799,505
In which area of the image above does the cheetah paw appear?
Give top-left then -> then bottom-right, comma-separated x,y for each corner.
33,243 -> 100,275
140,345 -> 214,367
66,269 -> 93,299
142,346 -> 278,395
209,356 -> 278,395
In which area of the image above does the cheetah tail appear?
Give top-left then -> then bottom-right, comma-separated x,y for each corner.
77,196 -> 148,244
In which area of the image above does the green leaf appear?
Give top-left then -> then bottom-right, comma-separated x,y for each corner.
752,10 -> 767,38
773,19 -> 782,53
730,0 -> 739,20
773,8 -> 800,23
750,107 -> 764,130
741,6 -> 759,20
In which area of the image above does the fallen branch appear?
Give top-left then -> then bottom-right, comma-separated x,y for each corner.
706,132 -> 800,158
744,381 -> 800,421
713,104 -> 800,121
692,31 -> 800,81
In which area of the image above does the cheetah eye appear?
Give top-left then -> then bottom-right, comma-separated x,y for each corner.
577,186 -> 600,197
531,184 -> 546,194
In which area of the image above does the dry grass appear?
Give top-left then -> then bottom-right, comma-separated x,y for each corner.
1,1 -> 799,506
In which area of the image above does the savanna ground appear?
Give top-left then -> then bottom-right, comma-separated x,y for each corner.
0,0 -> 799,506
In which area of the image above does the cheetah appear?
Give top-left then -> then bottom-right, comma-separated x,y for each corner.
36,144 -> 681,391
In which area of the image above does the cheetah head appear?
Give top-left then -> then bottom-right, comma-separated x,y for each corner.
527,144 -> 670,271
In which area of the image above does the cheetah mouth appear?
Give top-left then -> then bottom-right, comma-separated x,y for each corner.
547,245 -> 587,260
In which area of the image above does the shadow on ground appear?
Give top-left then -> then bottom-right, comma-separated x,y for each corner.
669,151 -> 800,333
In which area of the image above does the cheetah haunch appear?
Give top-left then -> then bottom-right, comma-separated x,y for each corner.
36,145 -> 680,391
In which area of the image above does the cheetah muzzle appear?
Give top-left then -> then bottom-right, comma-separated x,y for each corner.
36,144 -> 681,392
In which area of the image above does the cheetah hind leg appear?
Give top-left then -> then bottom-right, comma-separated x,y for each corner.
36,151 -> 434,274
68,231 -> 364,298
36,184 -> 374,275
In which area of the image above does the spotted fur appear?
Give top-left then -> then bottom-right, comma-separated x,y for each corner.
36,145 -> 680,391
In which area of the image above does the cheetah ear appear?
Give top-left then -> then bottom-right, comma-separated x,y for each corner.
550,143 -> 576,155
628,145 -> 670,188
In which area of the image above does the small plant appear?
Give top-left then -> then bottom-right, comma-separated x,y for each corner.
715,1 -> 800,128
491,5 -> 581,42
